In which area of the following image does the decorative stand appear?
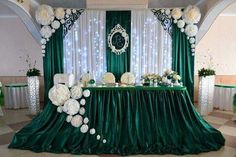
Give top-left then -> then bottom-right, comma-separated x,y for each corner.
27,76 -> 40,115
198,75 -> 215,115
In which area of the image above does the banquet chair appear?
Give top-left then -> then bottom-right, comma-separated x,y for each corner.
102,72 -> 116,84
54,73 -> 75,87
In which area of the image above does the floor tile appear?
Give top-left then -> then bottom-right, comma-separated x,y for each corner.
0,132 -> 15,145
208,122 -> 221,129
224,120 -> 236,128
0,144 -> 27,157
1,108 -> 31,125
203,116 -> 229,125
209,112 -> 233,120
8,121 -> 30,131
224,134 -> 236,148
0,125 -> 14,135
214,110 -> 234,116
219,126 -> 236,137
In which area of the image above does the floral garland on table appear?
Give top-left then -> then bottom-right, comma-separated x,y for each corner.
35,5 -> 83,56
152,5 -> 201,56
48,84 -> 107,143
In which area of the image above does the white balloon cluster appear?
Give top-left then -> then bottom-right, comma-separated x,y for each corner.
35,5 -> 78,56
48,84 -> 107,143
169,5 -> 201,55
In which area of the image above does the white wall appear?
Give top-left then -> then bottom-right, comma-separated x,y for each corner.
195,15 -> 236,75
0,17 -> 43,76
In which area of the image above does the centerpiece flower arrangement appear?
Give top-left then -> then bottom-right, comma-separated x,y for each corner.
141,74 -> 161,86
160,69 -> 182,86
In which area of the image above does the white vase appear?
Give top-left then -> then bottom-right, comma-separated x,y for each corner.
27,76 -> 40,115
198,75 -> 215,115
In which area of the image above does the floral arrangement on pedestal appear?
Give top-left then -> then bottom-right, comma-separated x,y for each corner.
48,83 -> 107,143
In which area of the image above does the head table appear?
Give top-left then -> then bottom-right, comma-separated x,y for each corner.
9,86 -> 224,155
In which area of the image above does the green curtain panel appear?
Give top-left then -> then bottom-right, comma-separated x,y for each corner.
106,11 -> 131,81
9,87 -> 224,155
43,26 -> 64,104
0,87 -> 4,106
172,24 -> 194,100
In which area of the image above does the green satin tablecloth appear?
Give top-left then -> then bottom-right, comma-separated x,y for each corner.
9,86 -> 224,155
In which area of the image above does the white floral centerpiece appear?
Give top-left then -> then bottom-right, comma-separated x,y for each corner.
141,73 -> 161,86
120,72 -> 135,85
160,69 -> 182,86
102,72 -> 116,84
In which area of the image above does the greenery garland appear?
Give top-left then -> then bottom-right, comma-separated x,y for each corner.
198,68 -> 215,77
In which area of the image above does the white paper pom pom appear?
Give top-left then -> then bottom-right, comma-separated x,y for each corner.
41,38 -> 46,45
177,20 -> 185,28
60,19 -> 65,24
185,24 -> 198,37
83,117 -> 89,124
52,29 -> 55,33
171,8 -> 183,20
192,53 -> 195,56
189,37 -> 195,44
46,38 -> 49,41
70,85 -> 82,99
35,5 -> 54,25
66,115 -> 72,122
71,115 -> 83,127
174,19 -> 177,23
191,44 -> 196,48
51,20 -> 60,29
48,84 -> 70,106
181,28 -> 184,32
79,107 -> 85,115
103,139 -> 107,143
41,45 -> 46,49
183,5 -> 201,24
57,106 -> 63,113
191,49 -> 195,52
97,135 -> 101,140
161,9 -> 165,13
66,14 -> 69,18
83,89 -> 90,97
165,9 -> 170,15
80,99 -> 86,105
72,9 -> 76,13
89,128 -> 96,135
40,26 -> 52,39
63,99 -> 80,115
80,124 -> 89,133
55,8 -> 65,20
42,50 -> 45,53
66,9 -> 72,15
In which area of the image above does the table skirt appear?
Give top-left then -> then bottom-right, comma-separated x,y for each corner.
9,87 -> 224,155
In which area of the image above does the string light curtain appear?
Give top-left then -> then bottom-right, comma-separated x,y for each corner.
63,10 -> 106,82
131,10 -> 172,82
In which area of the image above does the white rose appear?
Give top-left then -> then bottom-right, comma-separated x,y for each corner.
83,89 -> 90,97
80,99 -> 86,105
171,8 -> 182,20
185,24 -> 198,37
66,115 -> 72,122
71,115 -> 83,127
83,117 -> 89,124
48,84 -> 70,106
80,124 -> 89,133
183,5 -> 201,24
177,20 -> 185,28
51,20 -> 60,29
55,8 -> 65,20
35,5 -> 54,25
89,128 -> 96,135
40,26 -> 52,39
63,99 -> 80,115
70,85 -> 82,99
79,107 -> 85,115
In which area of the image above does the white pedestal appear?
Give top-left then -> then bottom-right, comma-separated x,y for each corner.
27,76 -> 40,115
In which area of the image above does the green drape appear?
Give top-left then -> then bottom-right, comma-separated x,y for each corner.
172,25 -> 194,100
106,11 -> 131,81
9,87 -> 224,155
0,87 -> 4,106
43,27 -> 64,104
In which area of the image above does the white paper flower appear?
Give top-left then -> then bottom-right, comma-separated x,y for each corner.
72,9 -> 76,13
120,72 -> 135,85
60,19 -> 65,24
80,99 -> 86,105
183,5 -> 201,24
102,72 -> 116,84
48,84 -> 70,106
83,90 -> 90,97
79,107 -> 85,115
70,85 -> 82,99
80,124 -> 89,133
57,106 -> 63,113
165,9 -> 171,15
63,99 -> 80,115
35,5 -> 54,25
177,20 -> 185,28
66,115 -> 72,122
40,26 -> 52,39
189,37 -> 195,44
71,115 -> 83,127
90,128 -> 96,135
55,8 -> 65,20
41,38 -> 46,45
51,20 -> 60,29
83,117 -> 89,124
173,74 -> 181,80
171,8 -> 182,20
103,139 -> 107,143
97,135 -> 101,140
191,44 -> 196,48
185,24 -> 198,37
66,9 -> 72,15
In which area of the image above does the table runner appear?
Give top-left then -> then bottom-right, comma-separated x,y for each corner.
9,87 -> 224,155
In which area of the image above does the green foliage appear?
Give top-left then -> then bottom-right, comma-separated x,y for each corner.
88,79 -> 96,84
198,68 -> 215,77
26,68 -> 40,77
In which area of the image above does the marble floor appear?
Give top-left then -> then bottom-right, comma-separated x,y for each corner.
0,107 -> 236,157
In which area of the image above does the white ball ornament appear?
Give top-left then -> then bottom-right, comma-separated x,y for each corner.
177,20 -> 185,28
83,117 -> 89,124
189,37 -> 195,44
191,44 -> 196,48
80,99 -> 86,105
80,124 -> 89,133
35,4 -> 54,25
171,8 -> 183,20
97,135 -> 101,140
52,29 -> 55,33
71,115 -> 83,127
63,99 -> 80,115
66,14 -> 69,18
70,85 -> 82,99
46,38 -> 49,41
192,53 -> 195,56
66,9 -> 72,15
83,89 -> 90,97
89,128 -> 96,135
191,49 -> 195,52
185,24 -> 198,37
187,36 -> 190,39
161,9 -> 165,13
42,50 -> 45,53
72,9 -> 76,13
79,107 -> 85,115
57,106 -> 63,113
181,28 -> 184,32
48,84 -> 70,106
40,26 -> 52,39
103,139 -> 107,143
41,38 -> 46,45
66,115 -> 72,122
174,19 -> 177,23
55,8 -> 65,20
183,5 -> 201,24
41,45 -> 46,49
165,9 -> 170,15
60,19 -> 65,24
51,20 -> 60,29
